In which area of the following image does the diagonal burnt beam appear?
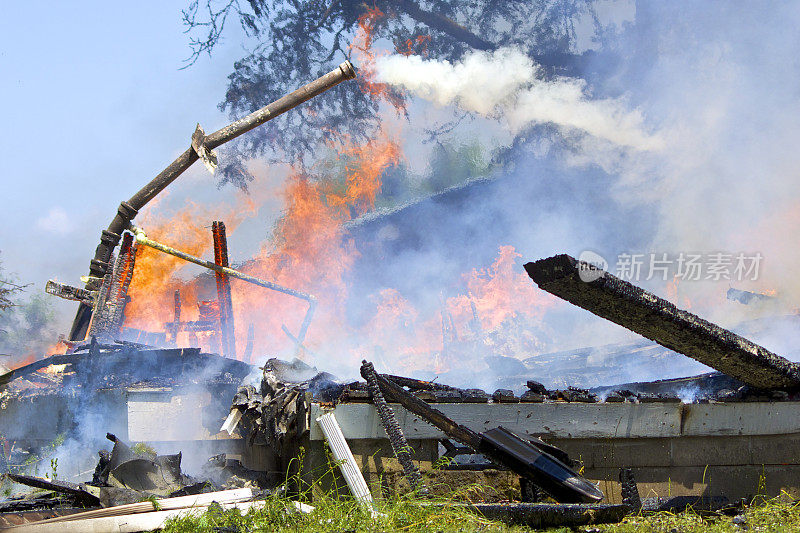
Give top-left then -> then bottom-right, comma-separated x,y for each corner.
69,61 -> 357,341
524,254 -> 800,390
212,221 -> 236,359
360,361 -> 603,503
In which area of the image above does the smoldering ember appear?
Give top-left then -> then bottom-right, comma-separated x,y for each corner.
4,3 -> 800,532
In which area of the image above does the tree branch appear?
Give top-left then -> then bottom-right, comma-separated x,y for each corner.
391,0 -> 495,51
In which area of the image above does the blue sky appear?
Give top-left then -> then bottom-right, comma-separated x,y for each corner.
1,2 -> 254,325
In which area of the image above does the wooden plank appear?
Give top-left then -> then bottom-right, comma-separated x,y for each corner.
316,413 -> 376,516
309,402 -> 800,440
6,500 -> 268,533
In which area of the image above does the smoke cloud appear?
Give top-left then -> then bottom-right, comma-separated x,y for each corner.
376,47 -> 663,151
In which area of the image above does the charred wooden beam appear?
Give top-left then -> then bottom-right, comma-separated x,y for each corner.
106,231 -> 138,336
6,474 -> 99,507
45,281 -> 96,306
165,289 -> 182,342
212,221 -> 236,359
382,374 -> 460,392
361,361 -> 424,489
524,254 -> 800,390
439,502 -> 628,529
88,232 -> 138,341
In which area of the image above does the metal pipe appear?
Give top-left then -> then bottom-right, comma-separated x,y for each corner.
70,61 -> 356,340
131,227 -> 317,349
132,227 -> 314,302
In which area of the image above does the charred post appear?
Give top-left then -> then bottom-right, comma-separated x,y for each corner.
212,221 -> 236,359
524,254 -> 800,390
107,231 -> 138,334
88,232 -> 138,341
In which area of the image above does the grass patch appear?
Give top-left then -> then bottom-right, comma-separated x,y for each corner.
161,494 -> 800,532
162,493 -> 518,533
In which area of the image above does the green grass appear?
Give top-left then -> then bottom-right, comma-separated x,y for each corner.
161,495 -> 800,533
594,498 -> 800,532
162,492 -> 517,532
162,446 -> 800,531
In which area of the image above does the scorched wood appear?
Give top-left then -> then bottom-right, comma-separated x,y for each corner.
524,254 -> 800,390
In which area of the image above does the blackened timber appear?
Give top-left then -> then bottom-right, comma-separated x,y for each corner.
106,231 -> 138,336
69,61 -> 357,341
6,475 -> 100,507
166,290 -> 182,342
382,374 -> 460,392
363,363 -> 481,449
440,503 -> 628,529
524,254 -> 800,390
45,280 -> 95,306
360,362 -> 424,489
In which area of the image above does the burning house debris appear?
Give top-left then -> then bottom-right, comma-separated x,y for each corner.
5,15 -> 800,530
66,59 -> 357,343
130,225 -> 317,352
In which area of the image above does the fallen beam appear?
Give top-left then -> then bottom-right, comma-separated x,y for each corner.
432,503 -> 629,529
5,500 -> 268,533
8,488 -> 253,527
524,254 -> 800,390
6,475 -> 99,507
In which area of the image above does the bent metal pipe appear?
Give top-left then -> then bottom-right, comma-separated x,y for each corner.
131,227 -> 317,348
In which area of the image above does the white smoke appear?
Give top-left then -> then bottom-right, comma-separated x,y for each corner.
375,47 -> 663,151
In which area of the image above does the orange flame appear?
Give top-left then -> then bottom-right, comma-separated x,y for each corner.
124,198 -> 255,349
450,246 -> 554,331
350,7 -> 406,111
92,22 -> 557,376
231,132 -> 401,359
397,34 -> 431,56
115,131 -> 559,376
